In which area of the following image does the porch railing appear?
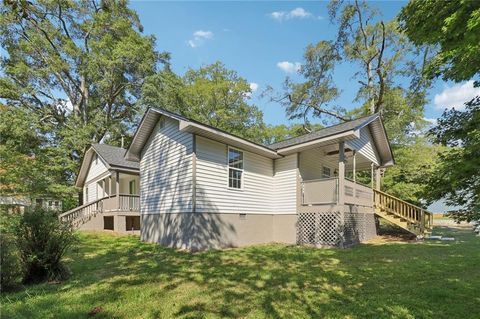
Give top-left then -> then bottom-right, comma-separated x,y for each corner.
373,189 -> 433,232
344,178 -> 373,207
301,177 -> 373,207
59,196 -> 106,226
302,178 -> 338,205
59,194 -> 140,227
119,194 -> 140,211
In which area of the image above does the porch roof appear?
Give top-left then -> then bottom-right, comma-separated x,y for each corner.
268,114 -> 378,150
75,144 -> 139,187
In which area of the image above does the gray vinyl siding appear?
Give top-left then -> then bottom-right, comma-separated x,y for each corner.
195,136 -> 274,214
299,148 -> 336,181
346,126 -> 380,165
140,117 -> 193,214
272,154 -> 298,214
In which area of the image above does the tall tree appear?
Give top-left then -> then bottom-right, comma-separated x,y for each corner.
277,0 -> 431,128
426,98 -> 480,222
399,0 -> 480,83
141,62 -> 266,143
1,0 -> 165,197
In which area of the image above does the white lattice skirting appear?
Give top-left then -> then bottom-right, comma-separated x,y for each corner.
297,211 -> 377,247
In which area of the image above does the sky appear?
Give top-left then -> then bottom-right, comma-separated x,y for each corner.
129,0 -> 480,127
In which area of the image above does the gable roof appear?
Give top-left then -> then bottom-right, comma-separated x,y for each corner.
125,107 -> 394,167
75,144 -> 138,187
125,108 -> 281,161
91,144 -> 139,170
269,114 -> 379,150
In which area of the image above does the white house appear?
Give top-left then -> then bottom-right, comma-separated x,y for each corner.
66,143 -> 140,233
62,108 -> 433,249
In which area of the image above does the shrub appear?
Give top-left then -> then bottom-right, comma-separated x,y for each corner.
0,211 -> 24,291
14,209 -> 77,283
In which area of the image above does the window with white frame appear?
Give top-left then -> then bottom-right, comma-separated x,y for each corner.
228,147 -> 243,189
322,166 -> 331,178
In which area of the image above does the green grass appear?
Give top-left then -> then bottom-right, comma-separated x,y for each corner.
2,227 -> 479,319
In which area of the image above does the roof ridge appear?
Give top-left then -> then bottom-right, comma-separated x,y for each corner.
268,113 -> 379,148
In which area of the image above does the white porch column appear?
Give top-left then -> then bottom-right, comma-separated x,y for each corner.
116,171 -> 120,210
338,141 -> 345,205
375,167 -> 382,191
352,150 -> 357,183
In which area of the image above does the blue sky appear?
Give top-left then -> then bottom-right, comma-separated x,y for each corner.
129,1 -> 480,127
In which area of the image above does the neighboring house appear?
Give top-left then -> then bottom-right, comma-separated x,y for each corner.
62,108 -> 433,250
0,196 -> 63,213
34,198 -> 63,211
63,143 -> 140,233
0,196 -> 31,213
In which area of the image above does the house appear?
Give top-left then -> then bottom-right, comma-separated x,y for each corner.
1,196 -> 63,213
62,108 -> 433,249
61,143 -> 140,233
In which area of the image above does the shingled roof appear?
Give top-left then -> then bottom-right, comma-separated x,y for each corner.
91,144 -> 139,170
268,113 -> 379,150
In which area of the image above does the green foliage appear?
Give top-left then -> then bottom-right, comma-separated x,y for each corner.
14,209 -> 77,283
0,210 -> 23,291
279,41 -> 342,123
382,139 -> 443,206
399,0 -> 480,82
426,97 -> 480,221
0,0 -> 165,197
141,62 -> 266,143
0,105 -> 76,198
262,123 -> 323,145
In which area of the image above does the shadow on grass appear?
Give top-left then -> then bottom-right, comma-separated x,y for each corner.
2,227 -> 479,319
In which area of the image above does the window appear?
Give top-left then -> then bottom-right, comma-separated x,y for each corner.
93,154 -> 98,165
322,167 -> 331,178
228,147 -> 243,189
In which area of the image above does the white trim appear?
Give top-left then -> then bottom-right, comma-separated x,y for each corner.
276,130 -> 358,155
227,146 -> 244,190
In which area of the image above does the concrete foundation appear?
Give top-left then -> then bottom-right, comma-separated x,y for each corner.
141,213 -> 297,250
79,212 -> 140,235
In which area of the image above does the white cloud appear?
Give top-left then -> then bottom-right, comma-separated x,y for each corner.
277,61 -> 301,73
270,7 -> 313,21
244,82 -> 259,98
434,80 -> 480,110
187,30 -> 214,48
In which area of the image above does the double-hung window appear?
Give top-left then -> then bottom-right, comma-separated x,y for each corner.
228,147 -> 243,189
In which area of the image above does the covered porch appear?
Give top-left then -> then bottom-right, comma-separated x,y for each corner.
91,170 -> 140,212
298,141 -> 382,209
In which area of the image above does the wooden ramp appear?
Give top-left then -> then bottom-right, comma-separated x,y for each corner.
374,189 -> 433,237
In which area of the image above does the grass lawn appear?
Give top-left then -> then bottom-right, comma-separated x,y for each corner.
2,227 -> 479,319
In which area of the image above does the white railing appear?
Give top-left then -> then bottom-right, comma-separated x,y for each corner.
119,194 -> 140,211
59,194 -> 140,227
301,177 -> 373,207
59,197 -> 106,226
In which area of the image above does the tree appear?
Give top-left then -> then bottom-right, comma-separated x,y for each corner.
1,0 -> 165,197
141,62 -> 266,143
399,0 -> 480,83
381,138 -> 443,206
262,123 -> 324,145
426,98 -> 480,222
277,0 -> 430,128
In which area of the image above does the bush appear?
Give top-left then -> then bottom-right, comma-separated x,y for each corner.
14,209 -> 76,283
0,211 -> 24,291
